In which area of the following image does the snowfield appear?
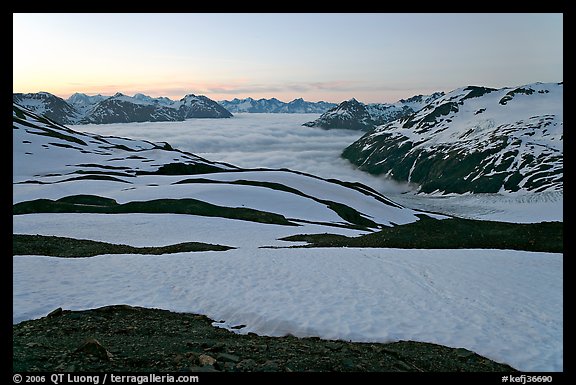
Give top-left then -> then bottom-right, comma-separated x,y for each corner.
13,213 -> 368,249
13,248 -> 562,372
13,104 -> 563,372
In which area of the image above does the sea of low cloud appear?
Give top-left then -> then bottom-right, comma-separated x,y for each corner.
73,113 -> 413,194
71,113 -> 563,222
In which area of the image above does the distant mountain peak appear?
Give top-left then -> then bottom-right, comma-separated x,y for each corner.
14,91 -> 233,125
303,92 -> 444,131
218,97 -> 336,113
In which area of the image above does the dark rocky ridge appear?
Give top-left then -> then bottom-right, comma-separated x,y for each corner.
13,305 -> 518,372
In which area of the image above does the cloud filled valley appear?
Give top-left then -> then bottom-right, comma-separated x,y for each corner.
72,114 -> 415,194
72,111 -> 563,223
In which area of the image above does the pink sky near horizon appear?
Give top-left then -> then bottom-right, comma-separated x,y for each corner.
13,13 -> 562,104
28,81 -> 447,104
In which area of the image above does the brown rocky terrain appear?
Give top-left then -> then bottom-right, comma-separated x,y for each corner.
13,305 -> 517,373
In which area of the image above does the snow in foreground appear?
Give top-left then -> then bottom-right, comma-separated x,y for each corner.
13,248 -> 562,372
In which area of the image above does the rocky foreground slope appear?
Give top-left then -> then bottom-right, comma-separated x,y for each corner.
13,305 -> 517,372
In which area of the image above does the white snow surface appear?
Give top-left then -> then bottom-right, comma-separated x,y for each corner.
13,213 -> 367,248
13,248 -> 562,372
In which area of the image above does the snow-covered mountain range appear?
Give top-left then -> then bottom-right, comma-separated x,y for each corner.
303,93 -> 445,131
342,82 -> 563,194
13,91 -> 233,125
219,97 -> 337,113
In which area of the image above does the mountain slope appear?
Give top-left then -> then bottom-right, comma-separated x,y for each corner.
219,97 -> 336,113
67,93 -> 109,116
80,93 -> 184,124
303,93 -> 444,131
175,94 -> 233,118
304,98 -> 374,130
342,82 -> 563,194
13,91 -> 233,125
13,92 -> 83,125
13,103 -> 234,181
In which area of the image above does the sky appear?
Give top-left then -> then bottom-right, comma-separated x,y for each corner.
13,13 -> 563,103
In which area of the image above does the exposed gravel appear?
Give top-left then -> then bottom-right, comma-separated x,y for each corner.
13,305 -> 518,373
